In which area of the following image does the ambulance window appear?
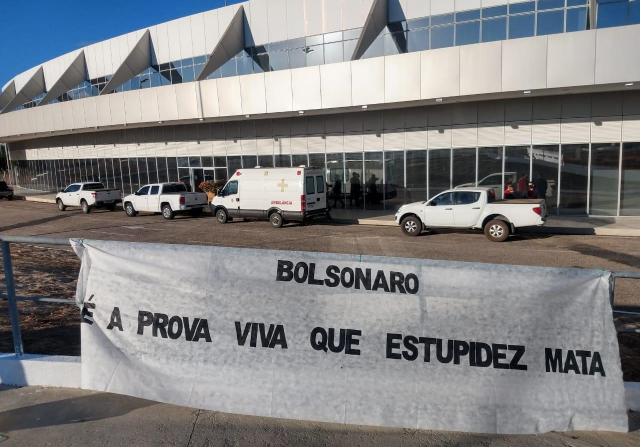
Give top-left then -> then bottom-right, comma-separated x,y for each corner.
306,176 -> 315,194
227,181 -> 238,195
316,176 -> 324,193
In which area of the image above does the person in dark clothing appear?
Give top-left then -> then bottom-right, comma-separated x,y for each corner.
533,173 -> 548,200
368,174 -> 379,204
349,172 -> 361,207
333,176 -> 344,208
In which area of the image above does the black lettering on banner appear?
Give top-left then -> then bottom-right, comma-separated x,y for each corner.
153,313 -> 169,338
564,350 -> 580,374
168,316 -> 183,340
235,321 -> 252,346
308,263 -> 324,285
276,260 -> 294,282
436,339 -> 453,363
269,325 -> 288,349
294,262 -> 308,283
310,327 -> 360,355
492,343 -> 509,370
81,302 -> 95,325
545,348 -> 563,373
575,350 -> 591,374
402,335 -> 419,361
237,322 -> 288,348
341,268 -> 355,288
453,340 -> 469,365
193,319 -> 212,343
311,327 -> 328,352
324,265 -> 340,287
355,269 -> 371,290
184,318 -> 200,341
106,307 -> 123,331
469,341 -> 476,366
405,274 -> 419,294
372,271 -> 390,292
345,329 -> 361,355
389,272 -> 406,294
590,352 -> 606,377
508,345 -> 527,371
137,311 -> 153,335
328,328 -> 346,353
546,348 -> 606,376
475,342 -> 493,367
260,323 -> 275,347
386,333 -> 402,359
419,337 -> 436,362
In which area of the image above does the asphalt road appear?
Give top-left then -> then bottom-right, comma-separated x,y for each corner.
1,200 -> 639,308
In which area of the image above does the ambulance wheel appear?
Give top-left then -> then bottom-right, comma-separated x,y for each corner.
162,204 -> 175,220
401,216 -> 421,236
81,200 -> 91,214
270,212 -> 284,228
484,219 -> 509,242
57,199 -> 66,211
125,202 -> 137,217
216,209 -> 228,224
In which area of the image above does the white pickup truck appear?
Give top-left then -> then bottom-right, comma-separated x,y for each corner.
394,187 -> 547,242
123,183 -> 208,220
56,182 -> 122,213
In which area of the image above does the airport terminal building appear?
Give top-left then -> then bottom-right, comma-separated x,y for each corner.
1,0 -> 640,215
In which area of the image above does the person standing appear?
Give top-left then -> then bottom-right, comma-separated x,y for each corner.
533,173 -> 548,200
349,172 -> 361,207
518,174 -> 528,198
332,176 -> 344,208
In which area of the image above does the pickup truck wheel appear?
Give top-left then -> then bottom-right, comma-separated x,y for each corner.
401,216 -> 421,237
270,212 -> 284,228
81,200 -> 91,214
7,195 -> 12,201
125,203 -> 137,217
162,204 -> 175,220
57,199 -> 66,211
485,219 -> 509,242
216,209 -> 228,224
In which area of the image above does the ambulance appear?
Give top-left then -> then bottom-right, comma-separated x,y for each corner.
210,167 -> 329,228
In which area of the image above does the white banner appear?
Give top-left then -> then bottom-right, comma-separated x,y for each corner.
72,240 -> 628,434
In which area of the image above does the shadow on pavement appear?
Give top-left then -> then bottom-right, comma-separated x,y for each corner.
0,213 -> 76,233
0,392 -> 155,432
568,244 -> 640,269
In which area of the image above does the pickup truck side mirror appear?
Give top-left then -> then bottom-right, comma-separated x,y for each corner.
429,201 -> 437,206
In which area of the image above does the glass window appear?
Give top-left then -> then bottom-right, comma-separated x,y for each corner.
407,17 -> 430,29
268,41 -> 289,52
456,9 -> 481,22
431,192 -> 454,205
631,0 -> 640,24
288,37 -> 306,49
343,40 -> 358,60
385,152 -> 405,210
130,159 -> 140,191
275,154 -> 291,167
292,154 -> 308,167
455,191 -> 481,204
258,155 -> 274,167
324,31 -> 343,43
432,13 -> 454,26
364,152 -> 383,210
406,150 -> 427,203
407,28 -> 430,51
150,185 -> 160,195
201,156 -> 213,167
509,14 -> 535,39
343,28 -> 362,40
532,145 -> 559,211
362,35 -> 384,58
621,142 -> 640,215
385,32 -> 407,55
482,17 -> 507,42
167,157 -> 179,182
509,1 -> 536,13
324,41 -> 345,64
456,21 -> 480,45
189,156 -> 201,168
220,59 -> 237,78
428,149 -> 451,198
431,25 -> 455,49
314,176 -> 325,193
538,0 -> 566,10
288,48 -> 306,69
477,147 -> 504,192
306,176 -> 315,194
309,153 -> 325,172
597,0 -> 629,28
157,157 -> 168,183
537,10 -> 565,36
590,143 -> 620,215
559,144 -> 589,215
227,181 -> 238,195
452,148 -> 477,188
236,56 -> 254,76
138,185 -> 150,195
483,5 -> 508,17
566,7 -> 588,31
178,157 -> 189,168
147,157 -> 158,184
306,34 -> 324,46
228,156 -> 242,176
567,0 -> 588,5
242,155 -> 258,169
268,51 -> 289,71
505,146 -> 531,199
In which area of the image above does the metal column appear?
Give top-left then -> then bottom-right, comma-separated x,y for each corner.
1,240 -> 24,357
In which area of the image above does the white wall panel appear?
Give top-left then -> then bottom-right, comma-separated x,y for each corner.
25,106 -> 36,134
95,95 -> 112,128
157,86 -> 179,121
179,17 -> 194,60
83,97 -> 98,129
154,23 -> 171,65
623,116 -> 640,142
149,26 -> 160,66
595,25 -> 640,85
421,47 -> 460,99
167,20 -> 183,63
320,62 -> 352,109
547,31 -> 596,89
109,94 -> 126,126
405,128 -> 428,149
322,0 -> 343,33
428,126 -> 452,149
460,42 -> 501,96
257,137 -> 274,154
292,66 -> 322,111
343,0 -> 365,30
265,70 -> 293,113
34,104 -> 46,131
217,77 -> 243,116
248,0 -> 270,45
123,90 -> 142,124
452,125 -> 477,147
290,135 -> 307,153
324,133 -> 342,152
407,0 -> 431,19
504,121 -> 532,144
591,117 -> 621,142
532,119 -> 560,144
140,88 -> 160,123
175,83 -> 199,120
478,124 -> 504,146
431,0 -> 455,15
200,80 -> 221,118
385,53 -> 421,103
456,0 -> 481,11
304,0 -> 324,36
203,10 -> 221,55
561,118 -> 590,143
267,0 -> 289,43
351,58 -> 385,106
502,37 -> 547,92
191,14 -> 207,57
363,132 -> 382,152
287,0 -> 306,39
240,73 -> 267,115
384,130 -> 405,151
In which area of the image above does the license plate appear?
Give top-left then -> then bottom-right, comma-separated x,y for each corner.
105,200 -> 114,204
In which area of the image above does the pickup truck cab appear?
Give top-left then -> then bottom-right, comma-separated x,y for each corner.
123,183 -> 208,220
395,187 -> 547,242
56,182 -> 122,213
0,181 -> 13,200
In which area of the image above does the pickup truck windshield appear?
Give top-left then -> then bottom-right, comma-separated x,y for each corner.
83,183 -> 106,190
162,184 -> 188,193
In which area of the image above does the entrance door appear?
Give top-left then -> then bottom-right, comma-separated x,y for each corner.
192,168 -> 205,192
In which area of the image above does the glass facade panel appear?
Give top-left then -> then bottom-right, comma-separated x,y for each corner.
407,28 -> 429,51
324,42 -> 344,64
431,25 -> 455,49
631,0 -> 640,23
537,10 -> 566,35
228,156 -> 243,176
243,155 -> 258,169
327,153 -> 345,208
258,155 -> 274,167
532,145 -> 559,211
482,17 -> 507,41
621,142 -> 640,215
457,9 -> 481,21
364,152 -> 383,209
597,0 -> 629,28
452,148 -> 477,188
428,149 -> 451,198
385,152 -> 405,210
590,143 -> 620,215
167,157 -> 179,182
456,21 -> 481,45
483,5 -> 508,17
538,0 -> 566,10
566,7 -> 589,31
309,153 -> 325,172
406,150 -> 427,203
559,144 -> 589,215
275,154 -> 291,167
509,1 -> 536,13
505,146 -> 531,199
157,157 -> 168,183
509,14 -> 536,39
345,153 -> 364,209
292,154 -> 308,167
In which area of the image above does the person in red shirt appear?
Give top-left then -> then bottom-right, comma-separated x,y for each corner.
518,174 -> 528,198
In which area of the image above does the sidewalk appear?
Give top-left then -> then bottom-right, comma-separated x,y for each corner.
12,187 -> 640,237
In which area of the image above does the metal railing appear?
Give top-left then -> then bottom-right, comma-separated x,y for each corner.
1,234 -> 639,358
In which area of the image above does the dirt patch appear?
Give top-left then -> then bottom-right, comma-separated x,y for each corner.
0,244 -> 638,381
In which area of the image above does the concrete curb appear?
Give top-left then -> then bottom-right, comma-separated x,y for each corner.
16,195 -> 57,204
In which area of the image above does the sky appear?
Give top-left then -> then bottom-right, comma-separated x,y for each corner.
0,0 -> 243,89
